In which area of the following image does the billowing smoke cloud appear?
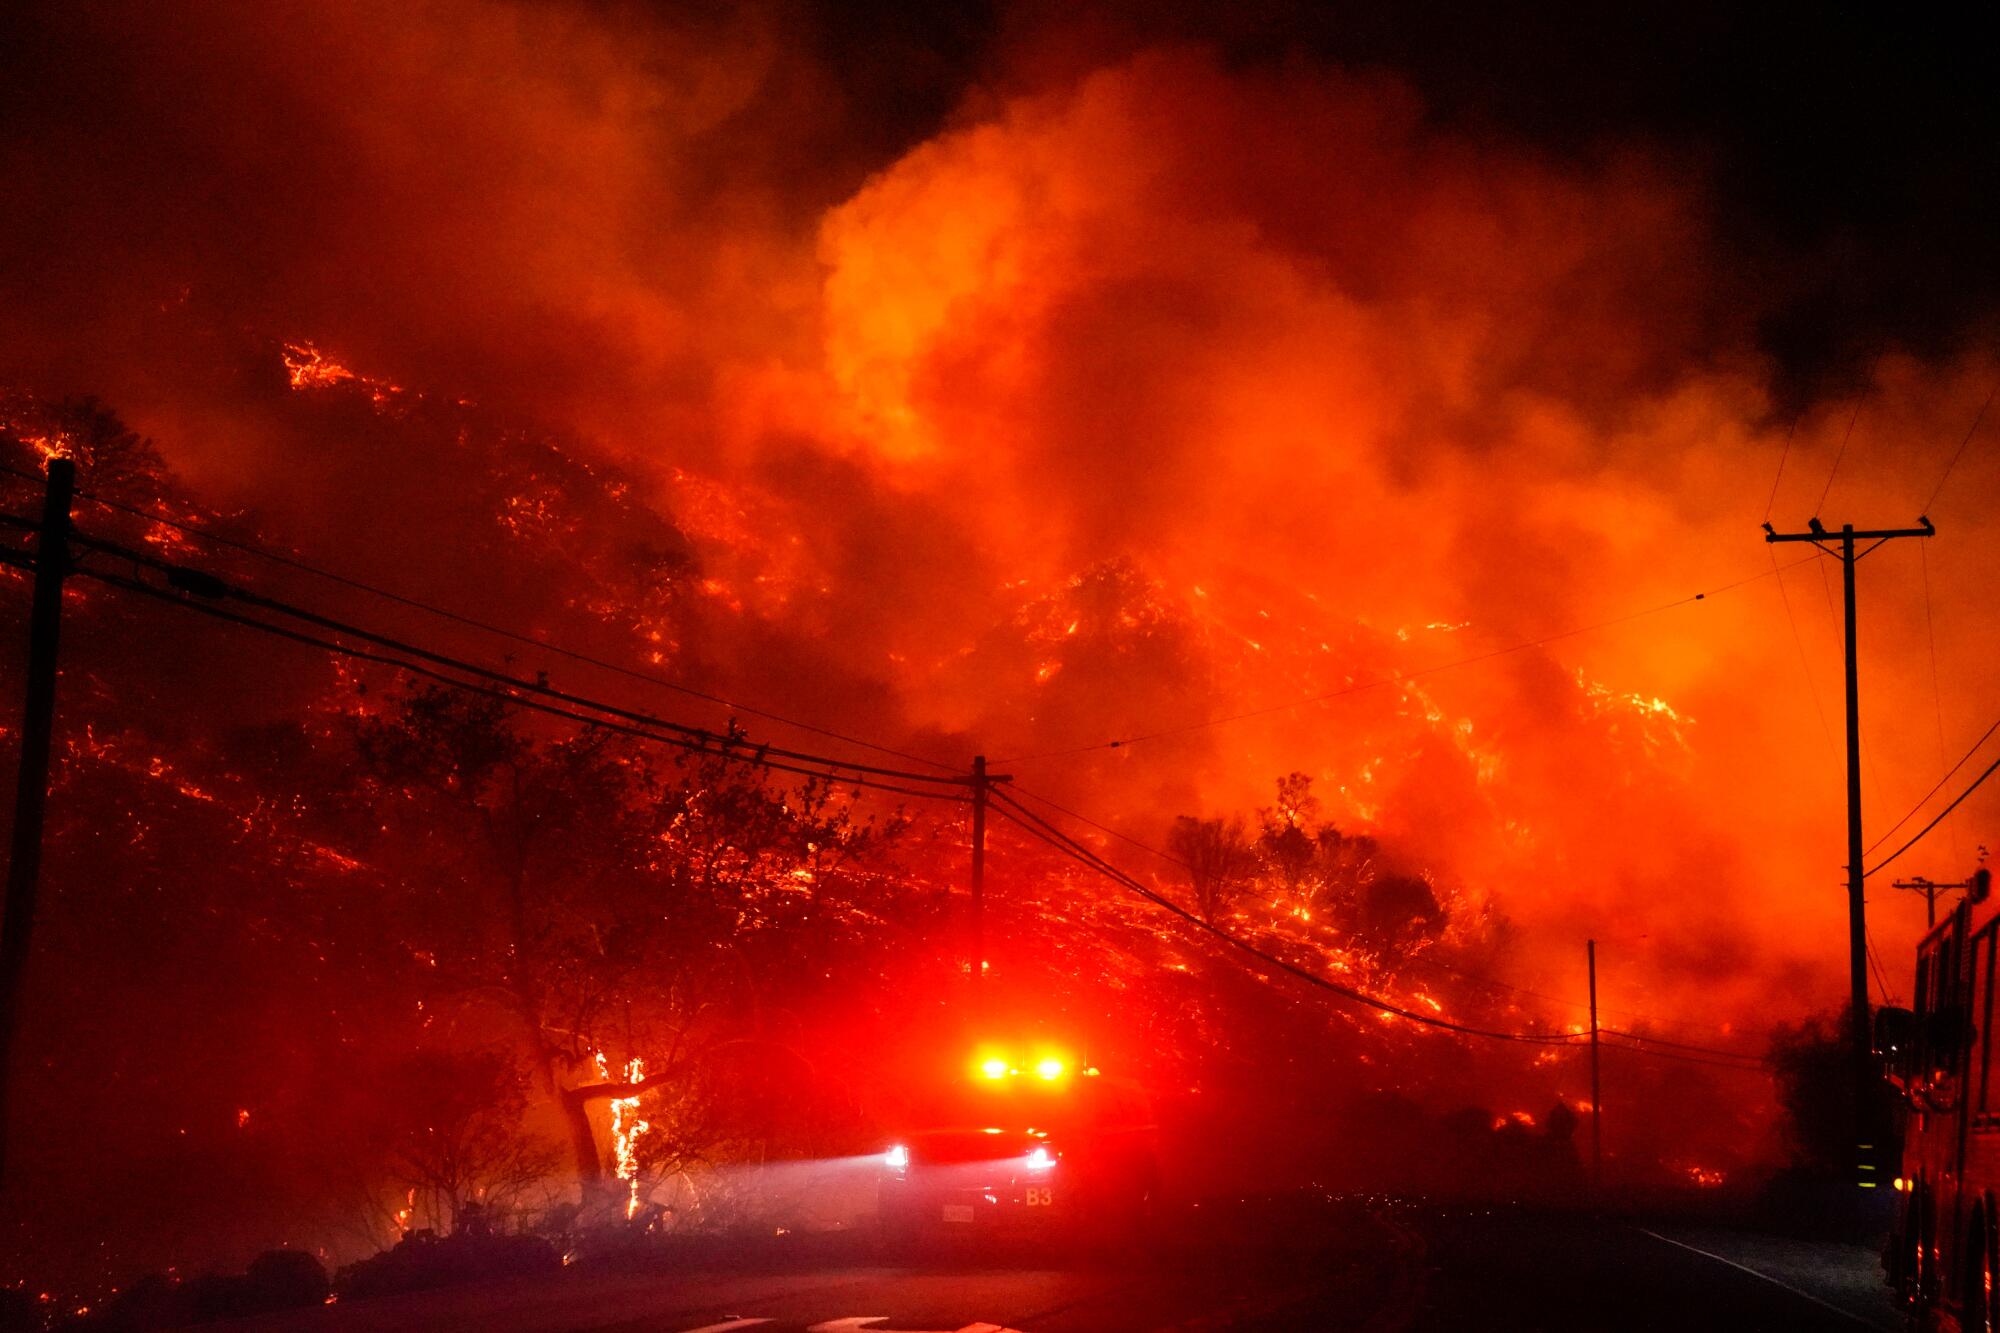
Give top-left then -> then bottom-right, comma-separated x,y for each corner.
762,44 -> 2000,1027
4,1 -> 1998,1072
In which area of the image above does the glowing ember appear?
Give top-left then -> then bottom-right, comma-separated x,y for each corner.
280,341 -> 359,392
280,340 -> 403,405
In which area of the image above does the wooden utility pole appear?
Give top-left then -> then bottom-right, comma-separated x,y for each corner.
1588,939 -> 1602,1192
1764,515 -> 1935,1191
964,755 -> 1012,997
970,754 -> 987,989
0,458 -> 76,1184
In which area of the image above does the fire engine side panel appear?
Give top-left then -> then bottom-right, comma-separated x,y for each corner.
1905,905 -> 1967,1301
1904,894 -> 2000,1310
1956,918 -> 2000,1297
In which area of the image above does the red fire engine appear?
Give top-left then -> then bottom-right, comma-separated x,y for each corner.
1885,867 -> 1999,1329
877,1042 -> 1159,1247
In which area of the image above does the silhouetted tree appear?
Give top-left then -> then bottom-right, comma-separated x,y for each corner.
344,686 -> 902,1197
1769,1011 -> 1853,1172
373,1049 -> 561,1233
1168,815 -> 1254,924
1358,872 -> 1445,946
1257,772 -> 1321,901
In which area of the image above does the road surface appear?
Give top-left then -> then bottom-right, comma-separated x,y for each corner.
1409,1205 -> 1899,1331
213,1200 -> 1899,1332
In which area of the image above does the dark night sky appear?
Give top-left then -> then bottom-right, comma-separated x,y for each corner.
4,1 -> 1996,392
797,0 -> 2000,394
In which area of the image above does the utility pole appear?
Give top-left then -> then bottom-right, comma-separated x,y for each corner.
964,754 -> 1011,997
1764,514 -> 1935,1191
1588,939 -> 1602,1192
970,754 -> 987,990
1892,877 -> 1971,930
0,457 -> 76,1184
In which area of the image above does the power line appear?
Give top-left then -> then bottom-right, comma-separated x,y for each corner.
0,457 -> 957,775
1863,927 -> 1898,1008
109,570 -> 970,803
1923,377 -> 1998,513
1408,953 -> 1750,1042
1864,713 -> 2000,857
1599,1028 -> 1769,1066
1003,789 -> 1773,1073
1769,547 -> 1836,756
995,559 -> 1819,763
35,522 -> 974,804
1762,412 -> 1801,524
1598,1039 -> 1772,1073
1814,392 -> 1867,517
1010,781 -> 1632,1027
1600,1038 -> 1767,1070
1865,750 -> 2000,880
1006,783 -> 1191,870
1012,781 -> 1759,1043
62,526 -> 968,792
988,789 -> 1579,1045
1917,541 -> 1958,863
78,567 -> 970,804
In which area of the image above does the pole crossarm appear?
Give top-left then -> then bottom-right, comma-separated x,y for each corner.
1892,877 -> 1975,930
1762,517 -> 1935,544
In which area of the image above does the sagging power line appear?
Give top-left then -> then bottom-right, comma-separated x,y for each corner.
1007,780 -> 1760,1048
1866,753 -> 2000,880
989,787 -> 1772,1069
0,458 -> 958,776
986,788 -> 1576,1044
56,526 -> 975,799
1922,377 -> 1998,514
1865,714 -> 2000,859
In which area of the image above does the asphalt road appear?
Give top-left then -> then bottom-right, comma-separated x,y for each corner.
212,1199 -> 1898,1332
1408,1205 -> 1900,1332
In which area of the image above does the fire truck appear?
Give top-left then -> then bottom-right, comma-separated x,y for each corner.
876,1042 -> 1159,1247
1883,867 -> 1998,1330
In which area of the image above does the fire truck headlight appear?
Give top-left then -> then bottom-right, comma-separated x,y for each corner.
980,1058 -> 1009,1079
1025,1146 -> 1055,1172
884,1143 -> 909,1171
1035,1058 -> 1065,1080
